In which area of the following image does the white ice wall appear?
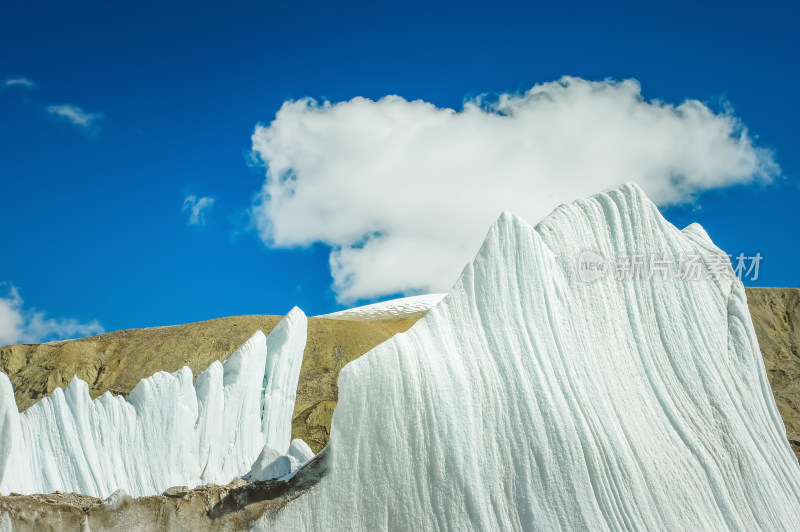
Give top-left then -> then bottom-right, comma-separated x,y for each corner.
260,184 -> 800,531
0,307 -> 307,498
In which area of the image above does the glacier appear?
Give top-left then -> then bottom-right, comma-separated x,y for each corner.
259,183 -> 800,531
0,307 -> 308,498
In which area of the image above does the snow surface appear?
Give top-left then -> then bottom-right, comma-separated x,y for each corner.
288,438 -> 315,465
258,183 -> 800,531
246,445 -> 292,482
320,294 -> 446,321
0,307 -> 308,498
246,438 -> 317,482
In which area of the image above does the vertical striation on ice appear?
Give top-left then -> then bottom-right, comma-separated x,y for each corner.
259,183 -> 800,531
0,307 -> 308,498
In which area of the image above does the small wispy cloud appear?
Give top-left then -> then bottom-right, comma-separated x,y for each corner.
46,104 -> 102,129
3,77 -> 36,89
182,195 -> 216,225
0,283 -> 104,346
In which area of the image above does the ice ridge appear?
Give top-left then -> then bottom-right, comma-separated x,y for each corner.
258,183 -> 800,531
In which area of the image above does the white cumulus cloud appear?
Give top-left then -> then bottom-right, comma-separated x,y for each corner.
182,195 -> 215,225
46,104 -> 102,129
251,76 -> 779,303
0,284 -> 104,346
3,77 -> 36,89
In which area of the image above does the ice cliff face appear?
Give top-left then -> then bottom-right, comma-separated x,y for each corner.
0,308 -> 307,498
260,184 -> 800,531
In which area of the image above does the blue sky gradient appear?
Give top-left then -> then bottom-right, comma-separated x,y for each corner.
1,0 -> 798,336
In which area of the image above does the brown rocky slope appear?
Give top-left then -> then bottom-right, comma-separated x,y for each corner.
745,288 -> 800,459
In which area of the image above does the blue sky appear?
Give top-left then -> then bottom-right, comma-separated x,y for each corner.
1,0 -> 798,340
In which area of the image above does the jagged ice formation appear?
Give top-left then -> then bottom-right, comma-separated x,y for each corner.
0,308 -> 308,498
